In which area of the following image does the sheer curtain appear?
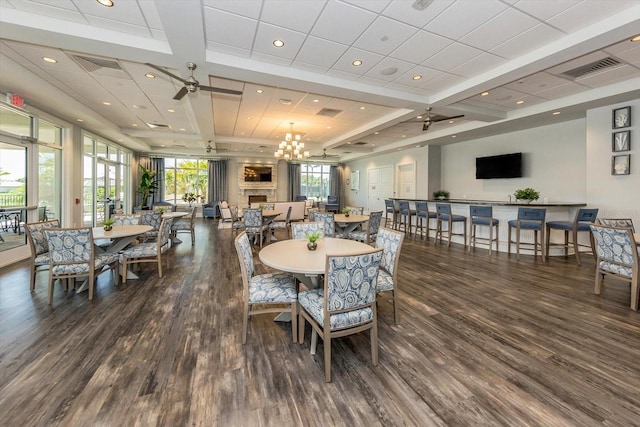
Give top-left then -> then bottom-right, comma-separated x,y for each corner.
208,160 -> 227,205
138,156 -> 165,205
288,162 -> 301,201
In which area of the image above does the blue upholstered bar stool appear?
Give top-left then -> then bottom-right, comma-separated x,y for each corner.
384,199 -> 398,229
545,208 -> 599,265
435,203 -> 467,248
415,201 -> 437,241
469,205 -> 499,254
508,207 -> 546,261
397,200 -> 416,235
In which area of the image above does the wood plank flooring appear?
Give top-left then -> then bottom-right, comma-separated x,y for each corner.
1,219 -> 639,426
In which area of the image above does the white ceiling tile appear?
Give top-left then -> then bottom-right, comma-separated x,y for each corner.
490,24 -> 564,59
75,0 -> 148,27
504,72 -> 572,94
386,81 -> 432,96
84,16 -> 152,38
358,75 -> 389,86
310,0 -> 377,45
547,1 -> 638,33
8,0 -> 84,22
253,23 -> 306,60
204,7 -> 257,50
250,51 -> 292,67
532,81 -> 589,99
364,57 -> 414,81
332,46 -> 384,74
450,53 -> 508,78
206,42 -> 251,58
261,0 -> 326,33
353,16 -> 418,56
425,0 -> 508,40
380,0 -> 455,28
461,8 -> 538,51
342,0 -> 392,14
149,29 -> 167,42
605,39 -> 640,64
137,0 -> 164,30
422,42 -> 482,72
396,65 -> 442,86
294,36 -> 348,68
389,30 -> 453,64
203,0 -> 262,20
292,61 -> 331,74
419,72 -> 465,91
325,68 -> 362,81
512,0 -> 581,21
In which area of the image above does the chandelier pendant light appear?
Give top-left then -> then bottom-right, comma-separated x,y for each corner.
275,122 -> 310,161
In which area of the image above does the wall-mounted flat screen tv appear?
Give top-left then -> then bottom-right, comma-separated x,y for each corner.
244,166 -> 273,182
476,152 -> 523,179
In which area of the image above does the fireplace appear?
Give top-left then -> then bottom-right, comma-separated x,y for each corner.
248,195 -> 268,205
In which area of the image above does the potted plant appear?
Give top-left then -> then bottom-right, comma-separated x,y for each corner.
342,207 -> 350,217
138,164 -> 158,209
102,218 -> 115,231
433,190 -> 450,200
514,187 -> 540,203
182,192 -> 199,206
305,231 -> 322,251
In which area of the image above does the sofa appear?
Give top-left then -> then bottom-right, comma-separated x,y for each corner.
249,201 -> 306,222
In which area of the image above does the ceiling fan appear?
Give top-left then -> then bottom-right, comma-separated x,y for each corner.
417,107 -> 464,131
145,62 -> 243,100
310,149 -> 340,160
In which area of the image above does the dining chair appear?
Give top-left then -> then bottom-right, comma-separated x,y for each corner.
24,219 -> 60,292
230,206 -> 245,236
508,207 -> 546,261
243,208 -> 268,248
307,208 -> 319,222
375,227 -> 405,324
546,208 -> 599,265
112,213 -> 141,225
120,218 -> 173,283
384,199 -> 398,230
415,201 -> 437,241
261,203 -> 275,210
435,203 -> 467,248
469,205 -> 499,254
597,218 -> 635,232
324,195 -> 339,213
234,232 -> 298,344
298,249 -> 383,382
171,206 -> 197,244
345,206 -> 364,215
140,211 -> 162,242
291,222 -> 325,240
313,212 -> 336,237
44,227 -> 119,304
590,224 -> 639,311
348,211 -> 383,244
269,206 -> 293,239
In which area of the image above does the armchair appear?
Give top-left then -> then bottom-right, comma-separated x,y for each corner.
202,203 -> 217,219
325,195 -> 339,213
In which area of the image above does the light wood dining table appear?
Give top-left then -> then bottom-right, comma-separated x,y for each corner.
333,213 -> 369,236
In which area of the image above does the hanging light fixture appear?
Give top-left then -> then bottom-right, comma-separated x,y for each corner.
274,122 -> 310,161
206,140 -> 213,153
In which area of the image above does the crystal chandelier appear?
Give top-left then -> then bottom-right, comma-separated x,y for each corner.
275,122 -> 310,161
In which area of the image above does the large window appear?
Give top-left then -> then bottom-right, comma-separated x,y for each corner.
164,158 -> 208,205
300,164 -> 331,202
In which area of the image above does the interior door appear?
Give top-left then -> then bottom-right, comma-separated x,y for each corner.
367,165 -> 393,212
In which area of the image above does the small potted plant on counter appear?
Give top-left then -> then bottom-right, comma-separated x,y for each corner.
305,231 -> 322,251
514,187 -> 540,203
342,207 -> 350,217
102,218 -> 115,232
433,190 -> 450,200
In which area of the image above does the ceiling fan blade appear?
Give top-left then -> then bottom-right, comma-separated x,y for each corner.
422,122 -> 430,131
432,114 -> 464,123
173,86 -> 189,100
145,63 -> 188,84
199,85 -> 243,96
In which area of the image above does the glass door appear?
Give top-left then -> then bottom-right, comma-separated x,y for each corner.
0,139 -> 27,252
96,161 -> 117,224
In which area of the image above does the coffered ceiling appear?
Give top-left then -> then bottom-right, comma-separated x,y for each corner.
1,0 -> 639,161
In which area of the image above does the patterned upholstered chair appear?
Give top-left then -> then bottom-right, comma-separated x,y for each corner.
119,218 -> 173,283
375,227 -> 405,324
140,211 -> 162,242
171,207 -> 196,245
597,218 -> 635,232
298,249 -> 383,382
415,201 -> 437,241
234,232 -> 298,344
291,222 -> 325,240
44,227 -> 119,304
243,208 -> 268,248
262,203 -> 275,210
349,211 -> 383,244
345,206 -> 364,215
24,220 -> 60,291
307,208 -> 319,222
590,224 -> 639,311
546,208 -> 599,265
112,214 -> 141,226
313,212 -> 336,238
230,206 -> 245,236
435,203 -> 467,248
269,206 -> 292,239
508,207 -> 546,261
469,205 -> 499,254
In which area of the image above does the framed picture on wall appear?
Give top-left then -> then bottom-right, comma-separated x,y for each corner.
612,130 -> 630,152
612,154 -> 630,175
612,106 -> 631,129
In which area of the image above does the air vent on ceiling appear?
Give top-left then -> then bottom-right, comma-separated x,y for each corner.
353,141 -> 367,146
71,54 -> 129,79
146,122 -> 169,129
316,108 -> 342,117
561,57 -> 622,80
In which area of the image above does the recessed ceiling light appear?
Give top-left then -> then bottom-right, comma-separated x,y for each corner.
352,60 -> 362,66
312,99 -> 319,103
96,0 -> 114,7
327,126 -> 331,129
273,39 -> 284,47
161,144 -> 165,147
374,131 -> 379,135
553,111 -> 561,115
401,135 -> 406,138
516,100 -> 524,105
416,144 -> 422,148
117,139 -> 123,142
103,101 -> 111,106
256,89 -> 263,94
145,73 -> 155,79
412,75 -> 422,80
132,123 -> 138,127
42,57 -> 57,63
360,106 -> 365,110
448,120 -> 454,124
451,135 -> 456,138
167,109 -> 175,113
76,118 -> 84,122
631,35 -> 640,42
481,91 -> 489,96
180,128 -> 186,131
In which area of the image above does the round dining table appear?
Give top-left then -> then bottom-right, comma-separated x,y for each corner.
333,213 -> 370,236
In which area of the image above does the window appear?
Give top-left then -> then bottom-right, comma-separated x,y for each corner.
164,158 -> 208,205
300,164 -> 331,202
0,105 -> 32,136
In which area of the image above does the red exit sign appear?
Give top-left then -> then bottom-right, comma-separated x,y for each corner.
7,93 -> 25,108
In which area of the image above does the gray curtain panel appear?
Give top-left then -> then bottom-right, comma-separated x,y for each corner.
208,160 -> 227,204
138,156 -> 165,205
330,165 -> 340,202
288,162 -> 301,201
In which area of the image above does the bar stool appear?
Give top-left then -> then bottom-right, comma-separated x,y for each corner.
469,205 -> 499,254
384,199 -> 398,229
508,207 -> 546,261
415,201 -> 437,241
397,200 -> 416,235
545,208 -> 599,265
435,203 -> 467,248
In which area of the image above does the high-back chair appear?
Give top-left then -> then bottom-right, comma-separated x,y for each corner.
597,218 -> 635,232
291,222 -> 325,240
325,195 -> 339,213
120,218 -> 173,283
24,219 -> 60,291
469,205 -> 499,254
375,227 -> 405,324
546,208 -> 599,265
262,203 -> 275,211
44,227 -> 119,304
415,201 -> 437,241
508,207 -> 546,261
313,212 -> 335,237
243,208 -> 268,248
171,206 -> 197,245
349,211 -> 383,244
140,211 -> 162,242
298,249 -> 383,382
345,206 -> 364,215
230,206 -> 245,236
384,199 -> 398,230
269,206 -> 293,238
590,224 -> 639,311
234,232 -> 298,343
435,203 -> 467,248
112,213 -> 141,226
307,208 -> 319,222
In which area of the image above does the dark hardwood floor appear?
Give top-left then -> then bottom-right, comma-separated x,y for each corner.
1,219 -> 639,426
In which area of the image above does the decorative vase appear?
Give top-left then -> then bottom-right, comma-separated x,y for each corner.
307,241 -> 317,251
344,213 -> 350,217
104,225 -> 112,231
